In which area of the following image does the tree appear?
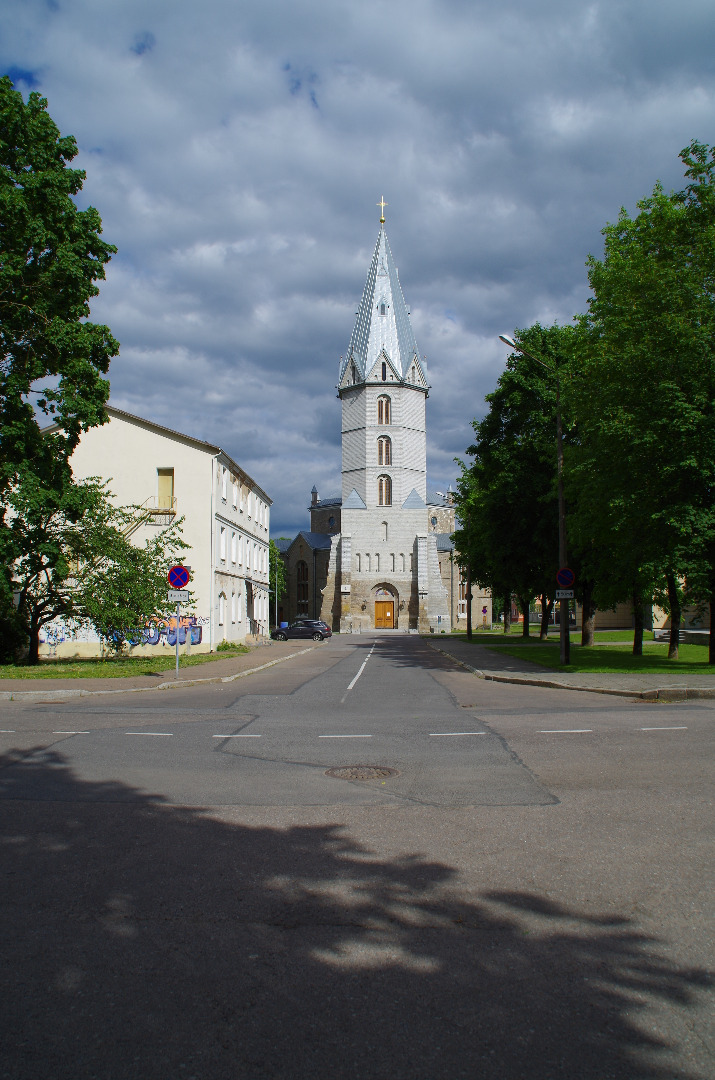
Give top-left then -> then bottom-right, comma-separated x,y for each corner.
7,473 -> 186,663
569,141 -> 715,659
0,76 -> 118,653
269,540 -> 288,625
454,324 -> 574,641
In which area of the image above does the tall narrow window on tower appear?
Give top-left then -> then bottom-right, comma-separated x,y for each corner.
377,395 -> 391,424
378,475 -> 392,506
377,436 -> 391,466
381,361 -> 387,381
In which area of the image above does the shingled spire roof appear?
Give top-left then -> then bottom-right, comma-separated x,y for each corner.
340,225 -> 423,384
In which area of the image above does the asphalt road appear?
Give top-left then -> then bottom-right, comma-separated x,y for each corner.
1,633 -> 712,1080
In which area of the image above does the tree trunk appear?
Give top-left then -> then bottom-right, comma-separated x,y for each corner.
518,595 -> 530,637
27,617 -> 41,665
466,564 -> 472,641
666,572 -> 681,661
539,594 -> 553,640
503,594 -> 512,635
581,582 -> 596,646
632,592 -> 644,656
710,591 -> 715,666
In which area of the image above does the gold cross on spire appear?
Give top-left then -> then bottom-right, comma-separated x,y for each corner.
377,196 -> 388,224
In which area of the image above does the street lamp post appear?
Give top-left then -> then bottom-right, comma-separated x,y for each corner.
499,335 -> 570,665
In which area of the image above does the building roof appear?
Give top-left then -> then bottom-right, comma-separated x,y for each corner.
343,488 -> 367,509
309,495 -> 342,510
44,405 -> 272,505
435,533 -> 455,552
340,225 -> 422,384
286,531 -> 334,552
273,537 -> 292,553
426,490 -> 453,507
402,488 -> 426,509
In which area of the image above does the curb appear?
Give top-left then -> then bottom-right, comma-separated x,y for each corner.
0,647 -> 318,703
427,644 -> 715,701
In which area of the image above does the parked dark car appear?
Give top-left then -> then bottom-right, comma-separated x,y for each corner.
271,619 -> 332,641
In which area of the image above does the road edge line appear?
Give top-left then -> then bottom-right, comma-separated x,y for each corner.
0,647 -> 318,703
425,643 -> 715,700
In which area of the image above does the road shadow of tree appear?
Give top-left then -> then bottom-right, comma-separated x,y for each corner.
1,748 -> 710,1080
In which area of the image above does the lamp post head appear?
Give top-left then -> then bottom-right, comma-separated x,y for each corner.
499,334 -> 517,349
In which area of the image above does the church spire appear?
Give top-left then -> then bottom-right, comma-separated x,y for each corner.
340,218 -> 424,387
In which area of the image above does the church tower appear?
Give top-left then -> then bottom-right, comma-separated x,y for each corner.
322,206 -> 449,632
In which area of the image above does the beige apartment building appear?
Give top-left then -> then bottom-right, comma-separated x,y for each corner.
41,407 -> 271,656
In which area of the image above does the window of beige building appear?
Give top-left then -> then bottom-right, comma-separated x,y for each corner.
157,468 -> 174,509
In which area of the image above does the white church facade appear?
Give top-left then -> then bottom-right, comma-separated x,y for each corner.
280,218 -> 473,633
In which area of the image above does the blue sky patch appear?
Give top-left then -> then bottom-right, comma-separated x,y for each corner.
131,32 -> 156,57
5,66 -> 40,89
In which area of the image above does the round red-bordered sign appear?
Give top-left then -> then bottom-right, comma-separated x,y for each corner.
168,565 -> 190,589
556,566 -> 575,588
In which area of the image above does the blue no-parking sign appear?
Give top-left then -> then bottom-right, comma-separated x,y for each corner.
168,565 -> 190,590
556,566 -> 575,589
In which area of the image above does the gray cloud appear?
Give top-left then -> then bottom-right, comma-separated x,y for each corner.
1,0 -> 713,533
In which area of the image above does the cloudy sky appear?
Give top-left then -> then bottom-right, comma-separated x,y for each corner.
3,0 -> 714,536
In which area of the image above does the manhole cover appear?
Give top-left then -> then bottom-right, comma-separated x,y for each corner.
325,765 -> 400,781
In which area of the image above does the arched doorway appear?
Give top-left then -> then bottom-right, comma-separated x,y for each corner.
374,585 -> 398,629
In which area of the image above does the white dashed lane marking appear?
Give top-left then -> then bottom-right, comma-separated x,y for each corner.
640,726 -> 688,731
318,734 -> 372,738
124,732 -> 173,736
212,734 -> 261,738
540,729 -> 593,734
340,644 -> 377,702
430,732 -> 486,737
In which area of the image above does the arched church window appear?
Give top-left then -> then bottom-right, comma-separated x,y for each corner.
351,362 -> 357,384
380,302 -> 386,316
382,521 -> 388,541
297,560 -> 309,614
377,395 -> 391,425
411,364 -> 416,383
377,436 -> 391,466
381,362 -> 387,381
378,475 -> 392,506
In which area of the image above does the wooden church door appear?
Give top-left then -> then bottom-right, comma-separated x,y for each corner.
375,601 -> 394,628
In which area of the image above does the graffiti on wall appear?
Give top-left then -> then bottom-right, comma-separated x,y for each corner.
40,615 -> 211,648
141,615 -> 207,646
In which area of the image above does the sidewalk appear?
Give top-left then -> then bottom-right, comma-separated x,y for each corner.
428,637 -> 715,701
0,641 -> 318,703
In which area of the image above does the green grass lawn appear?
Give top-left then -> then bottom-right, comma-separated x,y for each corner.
0,644 -> 250,680
483,640 -> 713,674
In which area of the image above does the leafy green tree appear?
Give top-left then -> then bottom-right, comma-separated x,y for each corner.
569,140 -> 715,659
8,474 -> 186,663
454,324 -> 574,641
269,539 -> 288,625
0,76 -> 118,653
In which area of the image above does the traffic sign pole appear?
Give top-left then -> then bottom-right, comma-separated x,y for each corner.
167,566 -> 191,675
